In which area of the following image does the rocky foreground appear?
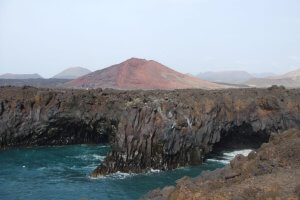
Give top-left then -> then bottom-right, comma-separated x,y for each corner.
1,86 -> 300,177
143,129 -> 300,200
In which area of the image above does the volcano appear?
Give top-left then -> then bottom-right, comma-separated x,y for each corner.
52,67 -> 91,79
64,58 -> 227,90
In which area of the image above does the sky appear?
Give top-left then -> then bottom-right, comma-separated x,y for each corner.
0,0 -> 300,78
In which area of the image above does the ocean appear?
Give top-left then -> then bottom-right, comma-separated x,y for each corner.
0,144 -> 252,200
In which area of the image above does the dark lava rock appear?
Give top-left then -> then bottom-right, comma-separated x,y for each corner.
142,129 -> 300,200
1,86 -> 300,177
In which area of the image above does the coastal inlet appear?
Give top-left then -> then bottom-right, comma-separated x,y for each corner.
0,143 -> 252,200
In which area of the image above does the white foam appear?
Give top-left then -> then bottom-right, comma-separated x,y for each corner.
71,154 -> 106,161
88,175 -> 104,180
222,149 -> 253,159
149,168 -> 160,173
145,168 -> 161,175
110,171 -> 134,179
89,168 -> 163,180
88,171 -> 135,180
207,149 -> 254,165
91,154 -> 106,161
206,159 -> 230,164
82,164 -> 99,170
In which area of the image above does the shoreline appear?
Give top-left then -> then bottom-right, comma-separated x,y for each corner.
1,86 -> 300,176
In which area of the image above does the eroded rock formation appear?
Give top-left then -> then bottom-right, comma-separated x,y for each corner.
143,129 -> 300,200
0,86 -> 120,147
1,86 -> 300,177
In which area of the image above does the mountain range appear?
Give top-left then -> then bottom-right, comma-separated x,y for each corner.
1,60 -> 299,89
196,71 -> 278,84
0,67 -> 92,88
245,69 -> 300,88
196,69 -> 300,88
197,71 -> 254,84
0,73 -> 43,79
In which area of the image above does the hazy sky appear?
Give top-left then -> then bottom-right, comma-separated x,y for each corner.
0,0 -> 300,78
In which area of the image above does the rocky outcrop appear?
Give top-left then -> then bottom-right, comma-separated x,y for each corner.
92,86 -> 300,176
143,129 -> 300,200
1,86 -> 300,177
0,86 -> 120,147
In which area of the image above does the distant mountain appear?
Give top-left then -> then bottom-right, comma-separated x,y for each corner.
251,72 -> 277,78
245,68 -> 300,88
275,69 -> 300,80
197,71 -> 254,84
52,67 -> 91,79
0,78 -> 70,88
64,58 -> 229,90
0,73 -> 43,79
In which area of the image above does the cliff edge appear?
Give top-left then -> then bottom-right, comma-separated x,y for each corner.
142,129 -> 300,200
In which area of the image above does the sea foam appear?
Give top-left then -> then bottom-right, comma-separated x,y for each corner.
207,149 -> 253,164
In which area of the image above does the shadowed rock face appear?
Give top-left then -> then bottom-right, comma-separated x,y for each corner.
1,86 -> 300,176
0,86 -> 120,147
143,129 -> 300,200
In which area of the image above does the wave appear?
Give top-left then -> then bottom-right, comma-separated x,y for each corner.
222,149 -> 253,159
91,154 -> 106,161
206,158 -> 230,164
70,154 -> 106,162
207,149 -> 254,164
149,168 -> 160,173
88,171 -> 135,180
37,167 -> 47,171
89,168 -> 162,180
110,171 -> 135,179
82,164 -> 99,170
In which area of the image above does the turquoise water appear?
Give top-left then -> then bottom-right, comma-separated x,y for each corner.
0,145 -> 226,200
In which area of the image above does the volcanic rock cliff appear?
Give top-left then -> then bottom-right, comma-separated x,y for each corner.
143,129 -> 300,200
1,86 -> 300,177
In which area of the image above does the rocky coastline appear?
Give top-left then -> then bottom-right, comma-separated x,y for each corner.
142,129 -> 300,200
1,86 -> 300,177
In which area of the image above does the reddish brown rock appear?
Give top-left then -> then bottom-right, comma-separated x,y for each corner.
64,58 -> 227,90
